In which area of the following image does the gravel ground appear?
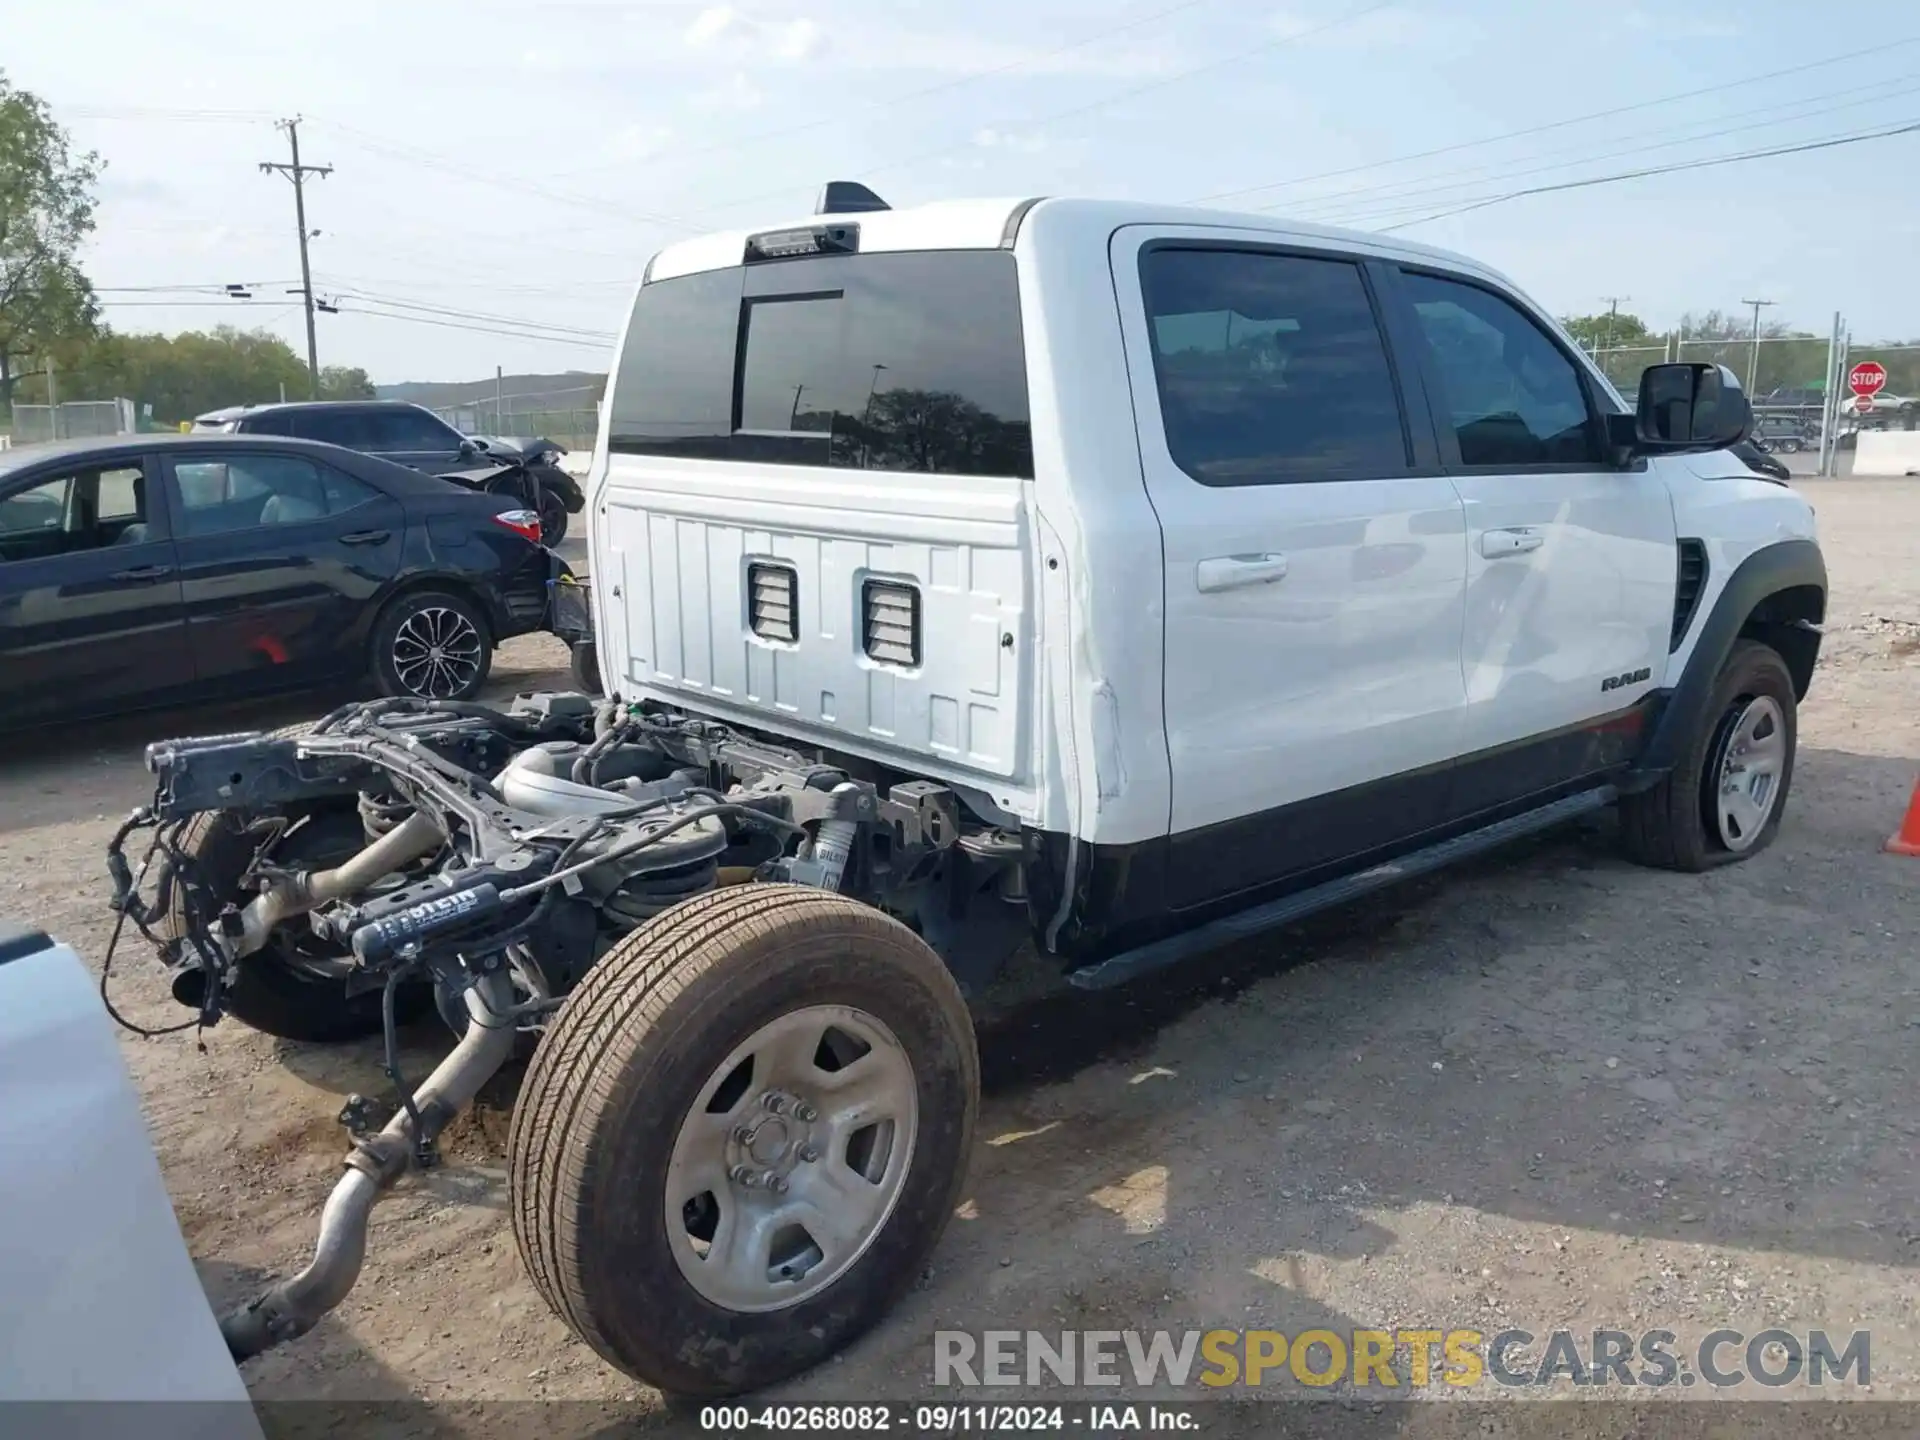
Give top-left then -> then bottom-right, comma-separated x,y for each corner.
4,482 -> 1917,1428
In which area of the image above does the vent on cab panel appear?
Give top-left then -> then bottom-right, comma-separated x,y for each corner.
1671,539 -> 1708,652
748,562 -> 797,644
862,578 -> 921,668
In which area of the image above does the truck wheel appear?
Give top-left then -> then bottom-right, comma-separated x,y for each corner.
509,884 -> 978,1396
1619,640 -> 1797,871
537,487 -> 569,547
161,772 -> 432,1041
371,589 -> 493,701
569,638 -> 602,696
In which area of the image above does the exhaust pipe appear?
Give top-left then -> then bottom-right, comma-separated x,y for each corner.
219,972 -> 516,1359
231,812 -> 442,959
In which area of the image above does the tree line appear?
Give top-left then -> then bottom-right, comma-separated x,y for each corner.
1560,308 -> 1920,403
1,70 -> 370,431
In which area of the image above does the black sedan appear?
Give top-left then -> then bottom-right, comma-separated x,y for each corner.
0,433 -> 565,729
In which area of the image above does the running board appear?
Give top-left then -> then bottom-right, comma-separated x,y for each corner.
1067,786 -> 1615,990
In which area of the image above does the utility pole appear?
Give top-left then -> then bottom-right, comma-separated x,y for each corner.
1740,297 -> 1775,393
1600,295 -> 1630,352
260,118 -> 332,399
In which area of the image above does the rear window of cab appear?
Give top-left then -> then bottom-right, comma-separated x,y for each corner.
606,250 -> 1034,479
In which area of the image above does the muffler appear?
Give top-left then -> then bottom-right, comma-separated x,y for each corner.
219,971 -> 516,1359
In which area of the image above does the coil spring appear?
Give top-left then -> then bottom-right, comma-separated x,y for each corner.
358,789 -> 413,841
602,857 -> 720,927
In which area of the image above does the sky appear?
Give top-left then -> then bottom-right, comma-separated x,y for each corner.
10,0 -> 1920,386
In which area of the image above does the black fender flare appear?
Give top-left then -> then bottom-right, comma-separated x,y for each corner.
1622,538 -> 1826,791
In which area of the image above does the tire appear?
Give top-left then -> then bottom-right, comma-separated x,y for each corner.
370,588 -> 493,700
161,724 -> 432,1042
569,638 -> 601,696
1619,640 -> 1797,871
509,884 -> 979,1397
536,486 -> 569,547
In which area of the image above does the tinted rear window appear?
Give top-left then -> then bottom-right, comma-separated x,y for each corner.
608,250 -> 1033,478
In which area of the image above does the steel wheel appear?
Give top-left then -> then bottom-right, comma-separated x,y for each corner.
664,1004 -> 919,1314
1712,694 -> 1787,852
390,605 -> 483,698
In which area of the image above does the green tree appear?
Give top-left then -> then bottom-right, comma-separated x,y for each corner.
63,325 -> 312,423
0,71 -> 102,411
318,364 -> 375,400
1561,309 -> 1652,352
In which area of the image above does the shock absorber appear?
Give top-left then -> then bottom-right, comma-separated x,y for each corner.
794,782 -> 864,892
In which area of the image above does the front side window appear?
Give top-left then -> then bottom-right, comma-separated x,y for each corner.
609,250 -> 1034,477
1140,247 -> 1409,484
1401,272 -> 1600,467
0,465 -> 152,562
174,454 -> 337,536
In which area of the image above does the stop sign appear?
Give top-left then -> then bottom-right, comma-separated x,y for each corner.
1849,361 -> 1888,398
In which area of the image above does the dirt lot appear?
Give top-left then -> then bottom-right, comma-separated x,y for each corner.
5,480 -> 1918,1427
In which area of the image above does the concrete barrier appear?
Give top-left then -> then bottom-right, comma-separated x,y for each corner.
1853,431 -> 1920,477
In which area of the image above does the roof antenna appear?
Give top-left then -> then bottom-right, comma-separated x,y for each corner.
816,181 -> 890,215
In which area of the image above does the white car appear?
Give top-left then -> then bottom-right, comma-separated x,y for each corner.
0,921 -> 262,1438
1844,391 -> 1915,417
134,186 -> 1825,1398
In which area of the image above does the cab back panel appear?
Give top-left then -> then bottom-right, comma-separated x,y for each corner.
595,244 -> 1037,785
602,468 -> 1028,778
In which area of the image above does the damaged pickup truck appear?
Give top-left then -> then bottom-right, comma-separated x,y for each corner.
109,188 -> 1823,1398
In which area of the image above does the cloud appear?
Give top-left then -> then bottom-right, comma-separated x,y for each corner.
1621,8 -> 1740,37
684,5 -> 737,48
606,122 -> 674,160
768,17 -> 821,62
972,126 -> 1049,155
1266,5 -> 1466,51
693,71 -> 764,111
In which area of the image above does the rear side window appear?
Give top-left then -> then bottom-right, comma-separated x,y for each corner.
242,412 -> 293,436
608,251 -> 1033,478
1140,247 -> 1409,485
363,408 -> 461,450
286,410 -> 368,448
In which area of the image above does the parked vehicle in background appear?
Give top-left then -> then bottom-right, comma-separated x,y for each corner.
1842,392 -> 1916,421
1751,414 -> 1817,453
192,401 -> 584,545
1731,437 -> 1791,481
463,434 -> 581,544
0,433 -> 566,729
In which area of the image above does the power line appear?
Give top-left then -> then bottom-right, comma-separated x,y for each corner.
324,288 -> 616,340
337,306 -> 615,349
1187,35 -> 1920,207
259,117 -> 332,395
320,124 -> 696,232
1375,118 -> 1920,232
1274,74 -> 1920,224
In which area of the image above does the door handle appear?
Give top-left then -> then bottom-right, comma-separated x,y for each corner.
1479,528 -> 1545,559
338,529 -> 392,546
109,564 -> 173,583
1196,553 -> 1289,593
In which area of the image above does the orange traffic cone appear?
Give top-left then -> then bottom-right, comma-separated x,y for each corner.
1887,777 -> 1920,856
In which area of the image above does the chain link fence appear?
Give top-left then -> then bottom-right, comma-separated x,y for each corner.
429,384 -> 602,453
7,398 -> 139,445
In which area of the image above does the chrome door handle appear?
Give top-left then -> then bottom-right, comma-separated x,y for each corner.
1479,528 -> 1544,559
1196,553 -> 1289,593
109,564 -> 173,583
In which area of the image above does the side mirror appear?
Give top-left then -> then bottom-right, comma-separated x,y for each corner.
457,438 -> 478,459
1627,362 -> 1752,453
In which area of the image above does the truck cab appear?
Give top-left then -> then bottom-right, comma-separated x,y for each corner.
585,193 -> 1823,966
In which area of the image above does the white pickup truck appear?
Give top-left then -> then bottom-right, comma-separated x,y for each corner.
124,185 -> 1823,1398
